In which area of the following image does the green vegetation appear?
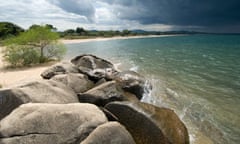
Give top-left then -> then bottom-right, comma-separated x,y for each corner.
60,27 -> 137,39
0,22 -> 24,40
3,25 -> 66,67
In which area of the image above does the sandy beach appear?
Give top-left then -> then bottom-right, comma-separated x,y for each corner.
61,35 -> 175,44
0,47 -> 52,87
0,35 -> 174,88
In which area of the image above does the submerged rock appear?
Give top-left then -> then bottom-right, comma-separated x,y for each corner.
52,73 -> 94,93
41,62 -> 79,79
0,103 -> 108,144
105,102 -> 189,144
71,54 -> 118,81
114,71 -> 152,100
81,122 -> 136,144
0,80 -> 78,120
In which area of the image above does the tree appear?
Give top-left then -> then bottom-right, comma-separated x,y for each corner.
76,27 -> 86,35
3,25 -> 66,66
29,24 -> 41,30
0,22 -> 24,39
45,24 -> 57,31
121,29 -> 131,36
64,29 -> 75,34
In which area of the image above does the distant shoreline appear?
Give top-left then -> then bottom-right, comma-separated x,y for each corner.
61,34 -> 181,44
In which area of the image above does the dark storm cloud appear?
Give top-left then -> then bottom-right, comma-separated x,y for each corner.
103,0 -> 240,27
50,0 -> 95,22
46,0 -> 240,32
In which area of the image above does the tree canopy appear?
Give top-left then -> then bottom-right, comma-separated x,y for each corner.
0,22 -> 24,39
3,25 -> 66,67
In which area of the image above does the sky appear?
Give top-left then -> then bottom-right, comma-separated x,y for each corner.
0,0 -> 240,33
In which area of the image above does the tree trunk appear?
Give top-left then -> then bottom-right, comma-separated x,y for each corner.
40,47 -> 44,63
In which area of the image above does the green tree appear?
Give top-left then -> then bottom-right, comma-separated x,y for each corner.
45,24 -> 57,31
76,27 -> 85,34
0,22 -> 24,39
64,29 -> 75,34
29,24 -> 41,30
121,29 -> 131,36
3,25 -> 66,66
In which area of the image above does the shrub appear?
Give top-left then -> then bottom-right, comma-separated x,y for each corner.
3,45 -> 40,67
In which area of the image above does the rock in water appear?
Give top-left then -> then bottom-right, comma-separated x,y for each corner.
71,54 -> 118,81
78,81 -> 124,106
0,80 -> 78,120
81,122 -> 136,144
78,81 -> 140,106
105,102 -> 189,144
0,103 -> 108,144
41,62 -> 79,79
114,71 -> 152,100
52,73 -> 94,93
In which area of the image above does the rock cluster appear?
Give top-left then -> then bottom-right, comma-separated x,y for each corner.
0,54 -> 189,144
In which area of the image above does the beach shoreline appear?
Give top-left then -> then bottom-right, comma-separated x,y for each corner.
0,34 -> 177,88
61,34 -> 178,44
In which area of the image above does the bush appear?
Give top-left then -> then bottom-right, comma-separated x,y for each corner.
44,42 -> 66,61
3,45 -> 40,67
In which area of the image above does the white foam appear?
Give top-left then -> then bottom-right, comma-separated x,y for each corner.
129,65 -> 139,72
114,63 -> 122,71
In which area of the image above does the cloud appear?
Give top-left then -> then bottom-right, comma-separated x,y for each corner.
100,0 -> 240,30
0,0 -> 91,30
0,0 -> 239,32
49,0 -> 96,22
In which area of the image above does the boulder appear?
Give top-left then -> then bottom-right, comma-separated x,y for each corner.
78,81 -> 140,106
78,81 -> 123,106
105,102 -> 189,144
100,108 -> 119,121
71,54 -> 118,81
52,73 -> 94,93
95,78 -> 107,87
0,80 -> 78,120
81,122 -> 136,144
114,71 -> 152,100
0,103 -> 108,144
41,62 -> 79,79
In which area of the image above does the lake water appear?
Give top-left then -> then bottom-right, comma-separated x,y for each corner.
65,35 -> 240,144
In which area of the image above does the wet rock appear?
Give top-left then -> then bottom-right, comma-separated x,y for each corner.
100,107 -> 119,121
0,103 -> 108,144
78,80 -> 141,106
71,54 -> 118,81
41,62 -> 79,79
81,122 -> 136,144
0,80 -> 78,120
52,73 -> 94,93
105,102 -> 189,144
95,78 -> 107,87
78,81 -> 123,106
114,71 -> 152,100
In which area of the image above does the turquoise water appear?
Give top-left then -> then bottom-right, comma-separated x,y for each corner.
65,35 -> 240,144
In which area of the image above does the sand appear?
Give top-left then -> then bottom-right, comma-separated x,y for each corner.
0,35 -> 176,88
61,35 -> 175,44
0,47 -> 51,88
